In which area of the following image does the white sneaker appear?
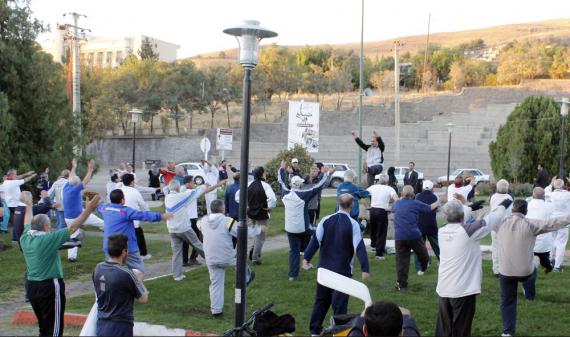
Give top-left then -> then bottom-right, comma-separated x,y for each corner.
302,263 -> 314,270
174,274 -> 186,281
375,256 -> 385,260
417,270 -> 425,276
141,254 -> 152,260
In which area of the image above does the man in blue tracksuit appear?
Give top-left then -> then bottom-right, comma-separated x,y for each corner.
224,173 -> 240,221
303,193 -> 370,336
277,160 -> 332,281
336,170 -> 370,221
98,189 -> 173,273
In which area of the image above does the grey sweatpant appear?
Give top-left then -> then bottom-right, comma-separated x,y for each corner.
207,262 -> 253,314
249,219 -> 267,262
169,229 -> 204,278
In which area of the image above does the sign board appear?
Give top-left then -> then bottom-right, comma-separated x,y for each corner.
287,101 -> 320,152
216,128 -> 233,151
200,137 -> 211,153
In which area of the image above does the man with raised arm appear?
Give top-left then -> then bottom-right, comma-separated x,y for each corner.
277,160 -> 332,281
20,191 -> 101,337
0,168 -> 36,240
351,130 -> 385,187
63,159 -> 104,262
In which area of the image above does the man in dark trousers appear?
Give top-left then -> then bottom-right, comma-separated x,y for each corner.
534,163 -> 550,188
403,162 -> 419,194
20,191 -> 100,337
414,180 -> 440,271
303,193 -> 370,335
351,130 -> 385,187
393,185 -> 440,291
93,234 -> 148,336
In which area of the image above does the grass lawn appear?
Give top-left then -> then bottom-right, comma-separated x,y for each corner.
66,248 -> 570,336
0,232 -> 171,301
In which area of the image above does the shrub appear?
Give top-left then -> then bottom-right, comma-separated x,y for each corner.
265,145 -> 315,192
511,183 -> 534,198
475,182 -> 494,197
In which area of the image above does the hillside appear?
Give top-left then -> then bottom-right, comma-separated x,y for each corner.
190,18 -> 570,68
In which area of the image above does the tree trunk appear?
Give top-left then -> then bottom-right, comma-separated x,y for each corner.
211,110 -> 214,129
188,109 -> 193,129
175,114 -> 180,134
150,113 -> 154,133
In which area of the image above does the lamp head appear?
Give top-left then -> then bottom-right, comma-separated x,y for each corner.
223,20 -> 277,69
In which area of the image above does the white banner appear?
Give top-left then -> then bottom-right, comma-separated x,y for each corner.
287,101 -> 320,152
216,128 -> 233,151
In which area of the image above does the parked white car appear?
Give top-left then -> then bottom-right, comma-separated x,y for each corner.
159,162 -> 206,185
437,168 -> 490,187
375,166 -> 424,188
323,163 -> 351,188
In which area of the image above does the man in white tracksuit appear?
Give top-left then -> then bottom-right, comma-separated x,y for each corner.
489,179 -> 513,276
528,187 -> 554,273
546,178 -> 570,272
201,199 -> 258,317
436,199 -> 510,336
164,179 -> 225,281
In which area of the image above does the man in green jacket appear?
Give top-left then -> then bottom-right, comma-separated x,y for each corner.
19,190 -> 100,337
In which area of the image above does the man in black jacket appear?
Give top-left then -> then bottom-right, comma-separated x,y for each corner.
351,130 -> 385,187
236,167 -> 277,265
403,162 -> 419,193
534,163 -> 550,189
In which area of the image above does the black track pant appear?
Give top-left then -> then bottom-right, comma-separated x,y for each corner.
435,294 -> 477,337
27,278 -> 66,337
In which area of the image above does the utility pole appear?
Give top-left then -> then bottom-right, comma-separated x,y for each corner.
393,40 -> 403,166
357,0 -> 365,184
421,13 -> 431,93
61,12 -> 90,155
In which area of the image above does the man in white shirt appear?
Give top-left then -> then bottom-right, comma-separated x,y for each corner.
0,169 -> 36,241
489,179 -> 513,276
202,161 -> 219,214
47,169 -> 70,230
547,178 -> 570,272
435,199 -> 510,337
164,179 -> 226,281
447,176 -> 476,202
527,187 -> 554,273
180,175 -> 202,267
366,174 -> 397,260
120,173 -> 152,260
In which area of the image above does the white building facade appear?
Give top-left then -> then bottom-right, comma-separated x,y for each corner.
43,31 -> 179,67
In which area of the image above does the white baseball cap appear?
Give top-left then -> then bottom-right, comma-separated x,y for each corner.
291,158 -> 299,163
291,176 -> 304,187
423,180 -> 434,190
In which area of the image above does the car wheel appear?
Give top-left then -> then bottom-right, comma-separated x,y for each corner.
330,178 -> 342,188
194,176 -> 205,185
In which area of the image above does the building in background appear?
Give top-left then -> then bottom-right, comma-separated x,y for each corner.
42,27 -> 179,67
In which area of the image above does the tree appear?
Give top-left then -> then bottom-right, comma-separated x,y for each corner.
264,145 -> 315,191
448,59 -> 492,90
0,0 -> 74,174
138,37 -> 159,60
549,47 -> 570,79
202,66 -> 230,128
489,96 -> 566,183
325,68 -> 353,111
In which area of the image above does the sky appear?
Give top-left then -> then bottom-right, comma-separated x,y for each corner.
31,0 -> 570,59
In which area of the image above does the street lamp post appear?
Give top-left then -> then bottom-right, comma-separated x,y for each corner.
224,20 -> 277,329
558,98 -> 569,179
357,0 -> 364,183
446,123 -> 454,186
130,108 -> 143,172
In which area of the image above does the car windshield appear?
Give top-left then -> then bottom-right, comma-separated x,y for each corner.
451,169 -> 462,175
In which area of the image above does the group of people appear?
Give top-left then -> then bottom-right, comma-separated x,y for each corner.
4,129 -> 570,337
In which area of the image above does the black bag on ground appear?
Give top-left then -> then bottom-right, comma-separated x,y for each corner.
253,310 -> 295,336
